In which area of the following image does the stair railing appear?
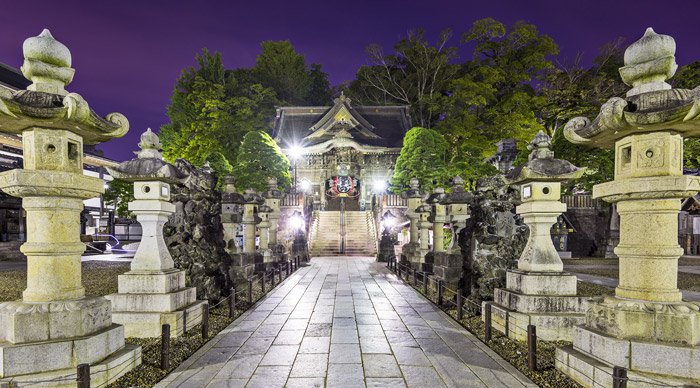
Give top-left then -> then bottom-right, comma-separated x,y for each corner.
340,199 -> 346,254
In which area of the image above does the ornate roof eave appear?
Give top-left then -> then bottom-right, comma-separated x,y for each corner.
504,163 -> 586,185
306,96 -> 382,140
285,137 -> 400,156
0,89 -> 129,145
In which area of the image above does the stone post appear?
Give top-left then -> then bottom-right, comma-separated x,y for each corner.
0,29 -> 140,383
432,177 -> 473,288
427,188 -> 447,253
556,28 -> 700,386
485,131 -> 586,342
241,189 -> 263,254
221,175 -> 243,254
262,178 -> 286,265
105,129 -> 207,338
400,178 -> 426,269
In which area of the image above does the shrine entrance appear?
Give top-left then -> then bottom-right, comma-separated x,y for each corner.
326,196 -> 360,211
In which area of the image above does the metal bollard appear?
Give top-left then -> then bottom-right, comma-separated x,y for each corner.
161,324 -> 170,370
423,272 -> 428,294
202,303 -> 209,341
262,273 -> 266,293
457,288 -> 463,321
437,279 -> 443,306
229,288 -> 236,318
484,303 -> 492,342
397,263 -> 401,278
77,363 -> 90,388
612,366 -> 628,388
527,324 -> 537,372
271,270 -> 276,287
287,261 -> 291,276
248,278 -> 253,303
279,267 -> 283,283
413,268 -> 418,287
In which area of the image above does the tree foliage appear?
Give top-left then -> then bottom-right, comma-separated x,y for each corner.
103,179 -> 134,219
436,19 -> 558,159
346,29 -> 459,128
206,151 -> 233,189
390,127 -> 449,193
232,131 -> 291,193
160,49 -> 276,168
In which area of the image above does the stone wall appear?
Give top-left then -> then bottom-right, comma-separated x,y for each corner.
163,159 -> 232,301
460,175 -> 528,307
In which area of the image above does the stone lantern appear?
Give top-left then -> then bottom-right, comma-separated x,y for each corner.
557,28 -> 700,386
257,203 -> 273,271
227,188 -> 263,281
423,187 -> 447,274
221,175 -> 244,254
485,130 -> 586,341
262,178 -> 286,265
400,178 -> 426,269
416,203 -> 432,271
433,177 -> 473,288
0,30 -> 140,382
105,129 -> 207,337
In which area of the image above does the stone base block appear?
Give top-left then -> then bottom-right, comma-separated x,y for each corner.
117,269 -> 185,294
494,288 -> 587,314
558,251 -> 572,258
560,327 -> 700,388
0,295 -> 112,344
0,324 -> 128,377
585,296 -> 700,345
0,343 -> 141,386
400,243 -> 424,270
230,265 -> 255,284
505,270 -> 578,296
486,302 -> 585,341
433,266 -> 462,287
112,300 -> 207,338
106,287 -> 196,313
433,252 -> 463,268
230,252 -> 259,267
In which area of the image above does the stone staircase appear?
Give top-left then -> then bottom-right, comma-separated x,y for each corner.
308,211 -> 377,257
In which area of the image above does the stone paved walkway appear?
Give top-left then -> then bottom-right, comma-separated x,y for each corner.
156,256 -> 536,388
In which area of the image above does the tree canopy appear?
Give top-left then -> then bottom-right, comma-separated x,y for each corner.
232,131 -> 292,193
103,179 -> 134,219
390,127 -> 449,193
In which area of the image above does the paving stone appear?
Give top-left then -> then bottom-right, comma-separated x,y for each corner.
158,257 -> 535,388
329,342 -> 362,363
400,365 -> 447,387
290,353 -> 329,377
393,346 -> 432,366
299,336 -> 331,353
363,354 -> 402,377
259,344 -> 299,366
331,327 -> 359,343
366,377 -> 408,388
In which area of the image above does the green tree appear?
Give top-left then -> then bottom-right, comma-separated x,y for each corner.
448,142 -> 499,190
346,29 -> 459,128
103,179 -> 134,218
253,41 -> 333,106
436,19 -> 558,159
671,61 -> 700,169
206,151 -> 233,189
161,49 -> 276,167
232,131 -> 291,193
390,127 -> 449,193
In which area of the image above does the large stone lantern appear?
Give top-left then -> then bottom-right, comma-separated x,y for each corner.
105,129 -> 207,337
486,131 -> 586,341
221,175 -> 244,254
262,178 -> 287,267
0,30 -> 140,383
557,28 -> 700,386
228,188 -> 263,281
400,178 -> 426,269
423,187 -> 447,274
433,177 -> 473,288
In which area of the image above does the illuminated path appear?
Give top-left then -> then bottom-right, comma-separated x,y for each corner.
156,256 -> 536,388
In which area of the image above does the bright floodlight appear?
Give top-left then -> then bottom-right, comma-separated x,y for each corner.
289,145 -> 303,160
104,183 -> 109,189
384,217 -> 396,228
373,180 -> 388,193
290,214 -> 305,230
300,179 -> 311,192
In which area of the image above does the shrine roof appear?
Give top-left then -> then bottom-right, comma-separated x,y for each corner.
273,97 -> 411,149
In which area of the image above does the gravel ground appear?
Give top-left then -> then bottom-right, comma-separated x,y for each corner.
568,267 -> 700,292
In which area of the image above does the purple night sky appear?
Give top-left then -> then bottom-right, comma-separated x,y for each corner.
0,0 -> 697,162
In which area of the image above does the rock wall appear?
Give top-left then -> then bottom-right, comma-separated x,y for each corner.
460,175 -> 528,307
163,159 -> 232,301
